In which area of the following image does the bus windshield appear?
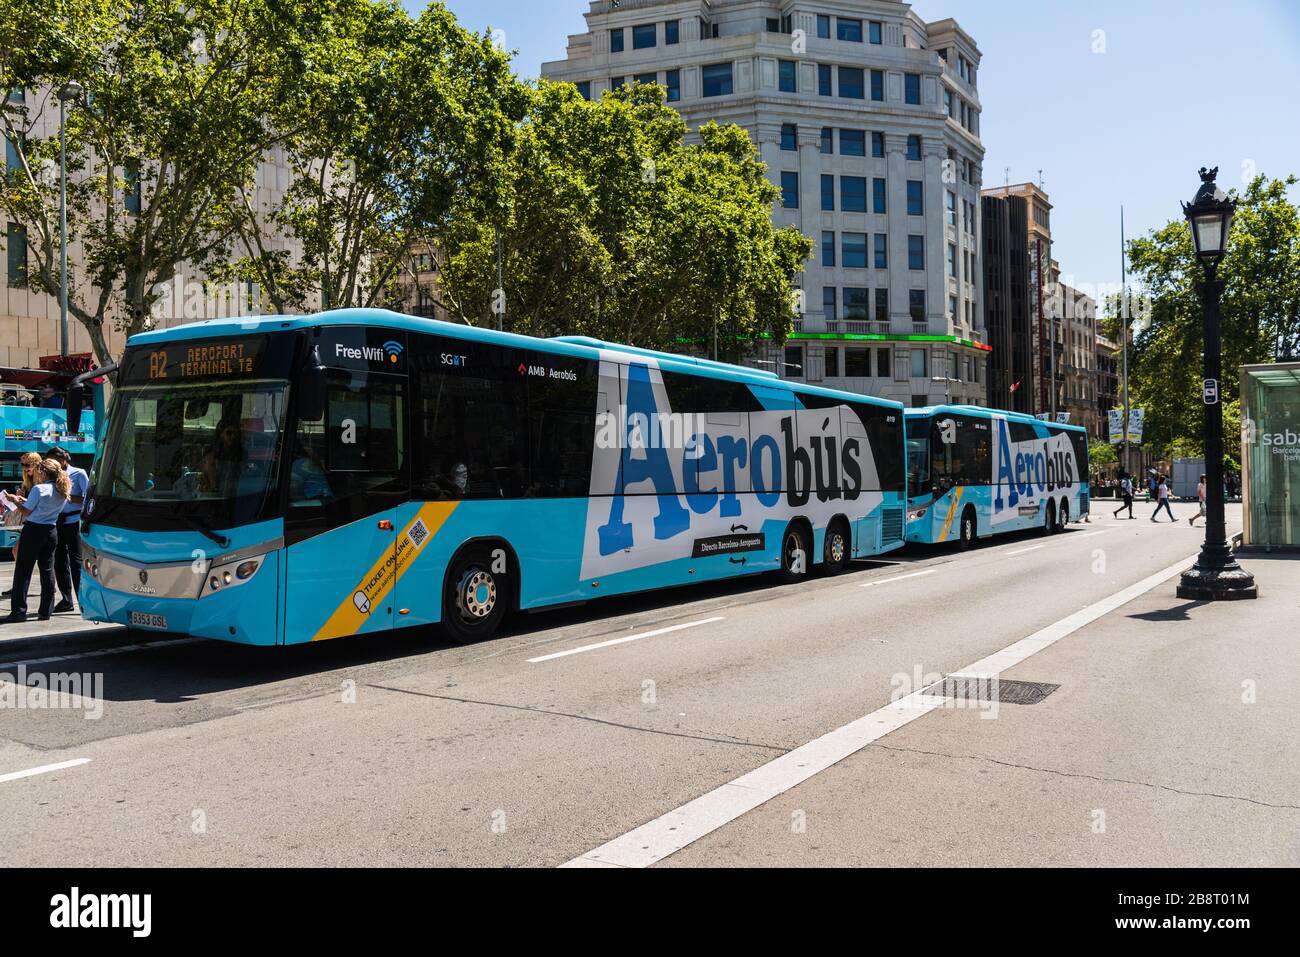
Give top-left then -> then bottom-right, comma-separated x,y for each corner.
94,379 -> 290,530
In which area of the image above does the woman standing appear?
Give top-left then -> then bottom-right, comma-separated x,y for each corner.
2,458 -> 70,623
1,452 -> 43,600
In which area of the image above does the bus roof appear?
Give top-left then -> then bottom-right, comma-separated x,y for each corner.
125,309 -> 904,412
905,403 -> 1089,434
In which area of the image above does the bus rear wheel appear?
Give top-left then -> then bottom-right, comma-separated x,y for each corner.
958,507 -> 977,550
443,546 -> 510,645
779,523 -> 810,584
1043,500 -> 1057,535
1059,499 -> 1070,529
821,519 -> 850,575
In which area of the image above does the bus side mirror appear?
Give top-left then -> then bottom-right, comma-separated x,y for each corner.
67,385 -> 85,434
299,348 -> 326,422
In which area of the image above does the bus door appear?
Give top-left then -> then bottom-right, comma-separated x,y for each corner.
285,362 -> 408,643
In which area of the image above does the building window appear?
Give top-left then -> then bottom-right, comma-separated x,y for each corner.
911,347 -> 928,377
872,177 -> 886,214
906,135 -> 922,161
820,127 -> 833,154
873,234 -> 887,269
949,294 -> 958,318
6,222 -> 27,287
778,59 -> 797,92
610,76 -> 626,90
784,345 -> 804,377
632,24 -> 657,49
845,346 -> 870,376
944,88 -> 953,117
781,171 -> 799,209
840,129 -> 865,156
837,17 -> 863,42
876,348 -> 891,377
635,71 -> 657,85
910,290 -> 927,323
817,15 -> 831,39
610,28 -> 624,53
844,287 -> 869,320
665,70 -> 680,102
823,286 -> 837,321
842,232 -> 868,268
822,231 -> 836,267
871,131 -> 884,158
947,244 -> 957,278
781,123 -> 797,151
124,159 -> 142,214
842,176 -> 867,213
946,190 -> 957,226
575,80 -> 592,100
5,132 -> 22,179
821,174 -> 835,211
702,63 -> 733,97
906,180 -> 923,216
869,20 -> 883,44
870,69 -> 884,101
875,287 -> 889,320
904,73 -> 921,104
818,64 -> 832,96
665,20 -> 679,45
838,66 -> 864,99
908,235 -> 925,270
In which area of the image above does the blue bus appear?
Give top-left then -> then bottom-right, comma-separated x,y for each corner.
1,370 -> 98,556
904,405 -> 1090,549
72,309 -> 908,645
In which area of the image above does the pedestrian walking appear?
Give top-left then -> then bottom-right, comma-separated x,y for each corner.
1113,472 -> 1135,519
1,452 -> 43,600
46,446 -> 88,611
1151,475 -> 1175,522
1189,473 -> 1208,526
2,458 -> 71,623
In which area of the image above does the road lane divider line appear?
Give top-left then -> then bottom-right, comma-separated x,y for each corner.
1006,545 -> 1045,556
0,636 -> 199,671
858,569 -> 938,588
561,552 -> 1200,869
0,758 -> 91,784
528,617 -> 726,663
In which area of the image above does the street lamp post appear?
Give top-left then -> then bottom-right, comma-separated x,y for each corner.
57,80 -> 83,359
1176,167 -> 1256,601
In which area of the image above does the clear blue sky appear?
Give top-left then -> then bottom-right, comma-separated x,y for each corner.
426,0 -> 1300,296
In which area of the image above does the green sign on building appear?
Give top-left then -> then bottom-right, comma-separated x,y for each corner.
1242,362 -> 1300,549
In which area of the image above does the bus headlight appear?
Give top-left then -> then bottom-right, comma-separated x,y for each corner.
202,553 -> 266,597
908,508 -> 928,521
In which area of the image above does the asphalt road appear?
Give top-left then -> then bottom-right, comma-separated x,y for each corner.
4,503 -> 1292,867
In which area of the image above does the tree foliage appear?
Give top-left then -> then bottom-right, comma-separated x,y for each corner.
1103,174 -> 1300,462
439,81 -> 813,359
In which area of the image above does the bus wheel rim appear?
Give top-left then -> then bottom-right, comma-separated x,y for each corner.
828,532 -> 845,563
786,533 -> 804,573
457,568 -> 496,621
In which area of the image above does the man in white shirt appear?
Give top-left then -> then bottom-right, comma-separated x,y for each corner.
47,446 -> 89,613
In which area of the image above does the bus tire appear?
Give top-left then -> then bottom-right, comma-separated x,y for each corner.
779,522 -> 810,584
958,506 -> 978,550
1059,498 -> 1070,529
442,544 -> 511,645
1043,500 -> 1057,535
821,518 -> 850,575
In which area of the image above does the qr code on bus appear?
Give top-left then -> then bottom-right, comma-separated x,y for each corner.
408,519 -> 430,549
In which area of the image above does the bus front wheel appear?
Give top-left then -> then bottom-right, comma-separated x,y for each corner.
1059,499 -> 1070,529
1043,501 -> 1058,535
443,546 -> 510,645
779,523 -> 810,584
958,507 -> 977,550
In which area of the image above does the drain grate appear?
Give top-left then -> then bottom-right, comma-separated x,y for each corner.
925,677 -> 1060,706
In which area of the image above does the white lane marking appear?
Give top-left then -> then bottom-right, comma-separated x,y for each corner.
562,552 -> 1200,868
1073,530 -> 1113,539
858,569 -> 937,588
1006,545 -> 1045,556
0,636 -> 198,671
0,758 -> 91,784
528,617 -> 726,663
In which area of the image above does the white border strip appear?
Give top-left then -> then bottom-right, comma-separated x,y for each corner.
562,553 -> 1198,868
858,569 -> 937,588
0,758 -> 91,784
528,617 -> 725,664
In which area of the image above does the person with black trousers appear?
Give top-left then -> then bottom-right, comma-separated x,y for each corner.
1112,471 -> 1135,519
46,446 -> 87,612
2,458 -> 70,623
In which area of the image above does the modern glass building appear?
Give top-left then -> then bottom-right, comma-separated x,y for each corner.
1241,362 -> 1300,549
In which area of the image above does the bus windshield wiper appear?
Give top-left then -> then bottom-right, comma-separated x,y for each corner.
171,505 -> 231,548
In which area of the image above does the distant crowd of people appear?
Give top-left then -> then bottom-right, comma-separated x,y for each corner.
1107,470 -> 1219,525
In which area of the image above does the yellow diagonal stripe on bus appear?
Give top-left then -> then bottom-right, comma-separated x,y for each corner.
937,486 -> 964,543
312,502 -> 459,642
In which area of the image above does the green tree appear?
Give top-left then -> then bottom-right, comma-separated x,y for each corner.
1088,438 -> 1117,473
227,0 -> 524,314
0,0 -> 298,363
440,81 -> 812,357
1104,174 -> 1300,463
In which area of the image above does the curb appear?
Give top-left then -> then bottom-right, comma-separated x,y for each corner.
0,624 -> 143,663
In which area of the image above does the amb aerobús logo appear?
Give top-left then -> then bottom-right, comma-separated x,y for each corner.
992,418 -> 1077,513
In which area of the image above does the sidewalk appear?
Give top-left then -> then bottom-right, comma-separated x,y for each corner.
0,559 -> 126,659
662,551 -> 1300,866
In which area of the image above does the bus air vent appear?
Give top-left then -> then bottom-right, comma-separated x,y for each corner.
881,508 -> 904,543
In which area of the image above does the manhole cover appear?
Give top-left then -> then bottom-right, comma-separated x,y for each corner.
926,677 -> 1060,706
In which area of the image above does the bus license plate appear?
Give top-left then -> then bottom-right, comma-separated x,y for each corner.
128,612 -> 168,630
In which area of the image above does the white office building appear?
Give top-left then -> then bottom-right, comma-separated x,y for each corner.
542,0 -> 989,405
